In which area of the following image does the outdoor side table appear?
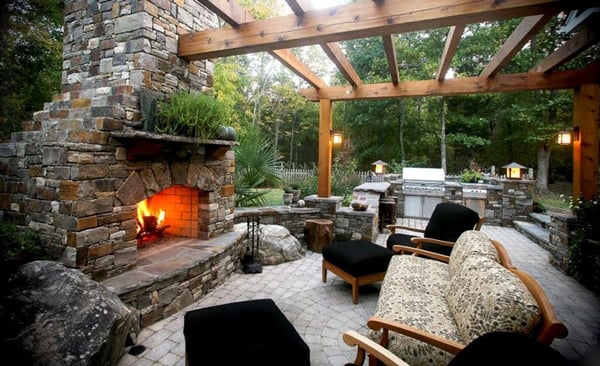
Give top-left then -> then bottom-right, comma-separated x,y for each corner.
304,218 -> 334,253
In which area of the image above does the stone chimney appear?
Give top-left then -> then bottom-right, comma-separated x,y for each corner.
0,0 -> 236,281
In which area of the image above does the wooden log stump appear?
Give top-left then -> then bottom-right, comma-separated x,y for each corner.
304,219 -> 333,253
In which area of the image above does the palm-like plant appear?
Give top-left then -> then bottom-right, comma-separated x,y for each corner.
234,126 -> 282,206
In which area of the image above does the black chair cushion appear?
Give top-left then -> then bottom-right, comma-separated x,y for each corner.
448,331 -> 569,366
184,299 -> 309,366
423,202 -> 479,242
323,240 -> 394,277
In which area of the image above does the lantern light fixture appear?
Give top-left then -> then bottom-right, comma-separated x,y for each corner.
331,131 -> 343,145
556,126 -> 580,145
372,160 -> 388,174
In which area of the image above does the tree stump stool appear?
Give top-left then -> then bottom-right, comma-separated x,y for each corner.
304,219 -> 333,253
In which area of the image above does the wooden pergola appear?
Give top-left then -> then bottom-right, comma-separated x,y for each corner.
179,0 -> 600,200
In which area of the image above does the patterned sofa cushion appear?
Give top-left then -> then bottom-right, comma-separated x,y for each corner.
448,230 -> 499,277
446,255 -> 541,344
369,256 -> 461,366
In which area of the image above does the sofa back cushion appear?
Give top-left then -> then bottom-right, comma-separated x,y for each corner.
446,255 -> 541,344
448,230 -> 499,277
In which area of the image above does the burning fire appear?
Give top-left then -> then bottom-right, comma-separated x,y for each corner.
136,198 -> 168,245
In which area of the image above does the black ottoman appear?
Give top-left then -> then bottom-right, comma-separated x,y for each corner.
322,240 -> 394,304
184,299 -> 309,366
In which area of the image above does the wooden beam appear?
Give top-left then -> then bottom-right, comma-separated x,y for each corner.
318,99 -> 333,198
573,84 -> 599,201
482,13 -> 555,77
199,0 -> 326,89
299,63 -> 600,101
437,25 -> 465,81
531,24 -> 600,74
179,0 -> 568,60
286,0 -> 362,87
382,35 -> 399,85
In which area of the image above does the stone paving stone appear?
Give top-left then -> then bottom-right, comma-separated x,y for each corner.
118,224 -> 600,366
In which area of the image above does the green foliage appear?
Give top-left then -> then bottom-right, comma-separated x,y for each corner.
460,168 -> 484,183
0,0 -> 63,141
0,220 -> 49,279
155,91 -> 229,139
234,126 -> 282,207
567,197 -> 600,289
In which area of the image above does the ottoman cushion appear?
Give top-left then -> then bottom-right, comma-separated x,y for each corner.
323,240 -> 394,277
184,299 -> 309,366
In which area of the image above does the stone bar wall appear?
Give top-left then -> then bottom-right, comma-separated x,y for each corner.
0,1 -> 234,281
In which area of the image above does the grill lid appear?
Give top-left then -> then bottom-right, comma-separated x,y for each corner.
402,168 -> 445,182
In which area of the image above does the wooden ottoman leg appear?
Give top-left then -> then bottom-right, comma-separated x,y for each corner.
352,278 -> 359,304
322,259 -> 328,282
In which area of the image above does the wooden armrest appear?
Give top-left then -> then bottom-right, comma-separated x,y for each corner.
391,245 -> 450,262
410,237 -> 456,247
343,330 -> 410,366
386,224 -> 425,234
367,317 -> 465,355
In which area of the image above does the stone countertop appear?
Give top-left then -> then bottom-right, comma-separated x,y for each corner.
353,182 -> 391,193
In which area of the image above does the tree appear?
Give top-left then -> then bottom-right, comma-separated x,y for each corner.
0,0 -> 63,141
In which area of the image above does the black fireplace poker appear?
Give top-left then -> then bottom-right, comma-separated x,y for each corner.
242,216 -> 262,274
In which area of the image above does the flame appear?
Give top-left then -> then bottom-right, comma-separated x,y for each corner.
137,198 -> 166,232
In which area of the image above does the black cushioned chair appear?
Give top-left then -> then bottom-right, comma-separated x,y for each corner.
322,239 -> 395,304
343,331 -> 570,366
183,299 -> 309,366
386,202 -> 484,256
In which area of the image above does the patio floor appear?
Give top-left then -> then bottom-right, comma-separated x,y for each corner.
116,221 -> 600,366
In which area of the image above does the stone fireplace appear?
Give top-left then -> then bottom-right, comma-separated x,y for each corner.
0,0 -> 237,281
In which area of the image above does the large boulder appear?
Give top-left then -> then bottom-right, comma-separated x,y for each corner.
234,223 -> 305,265
0,261 -> 137,366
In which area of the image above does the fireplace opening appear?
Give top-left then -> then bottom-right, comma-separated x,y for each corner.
135,185 -> 200,247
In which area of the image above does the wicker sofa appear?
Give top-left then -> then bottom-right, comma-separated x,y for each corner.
364,230 -> 568,366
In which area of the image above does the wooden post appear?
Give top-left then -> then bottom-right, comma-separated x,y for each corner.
573,84 -> 599,201
304,219 -> 333,253
318,99 -> 333,198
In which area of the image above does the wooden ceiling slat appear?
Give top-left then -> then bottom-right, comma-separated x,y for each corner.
285,0 -> 363,87
299,62 -> 600,101
531,24 -> 600,73
481,13 -> 555,77
180,0 -> 567,60
198,0 -> 327,89
437,25 -> 466,81
382,35 -> 399,85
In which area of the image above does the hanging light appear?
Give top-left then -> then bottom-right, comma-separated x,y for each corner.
331,131 -> 343,145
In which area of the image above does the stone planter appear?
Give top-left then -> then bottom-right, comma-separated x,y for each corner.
291,189 -> 301,203
283,193 -> 293,206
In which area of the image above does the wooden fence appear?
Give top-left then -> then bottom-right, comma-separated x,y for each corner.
276,168 -> 373,184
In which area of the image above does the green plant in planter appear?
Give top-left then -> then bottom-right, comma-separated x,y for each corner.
155,90 -> 228,139
460,168 -> 483,183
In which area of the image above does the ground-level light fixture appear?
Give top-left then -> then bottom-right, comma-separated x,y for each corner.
372,160 -> 388,174
556,126 -> 580,145
502,162 -> 527,179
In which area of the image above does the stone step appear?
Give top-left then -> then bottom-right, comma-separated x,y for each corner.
529,212 -> 551,228
513,220 -> 550,248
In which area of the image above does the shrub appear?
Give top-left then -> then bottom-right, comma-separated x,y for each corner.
0,220 -> 49,281
155,91 -> 228,139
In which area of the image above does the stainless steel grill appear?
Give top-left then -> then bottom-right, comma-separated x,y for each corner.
402,168 -> 445,197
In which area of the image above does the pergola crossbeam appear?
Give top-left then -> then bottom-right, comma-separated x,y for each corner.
437,25 -> 465,81
382,34 -> 400,85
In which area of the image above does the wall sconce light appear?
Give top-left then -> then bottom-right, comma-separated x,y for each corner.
556,126 -> 580,145
331,131 -> 343,145
372,160 -> 388,174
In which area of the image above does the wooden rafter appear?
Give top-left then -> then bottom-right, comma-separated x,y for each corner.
197,0 -> 326,89
299,63 -> 600,101
437,25 -> 465,81
285,0 -> 362,87
382,35 -> 399,85
531,23 -> 600,73
481,13 -> 556,77
179,0 -> 569,60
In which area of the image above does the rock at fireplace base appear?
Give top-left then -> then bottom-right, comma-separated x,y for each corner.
0,260 -> 137,366
234,224 -> 305,265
